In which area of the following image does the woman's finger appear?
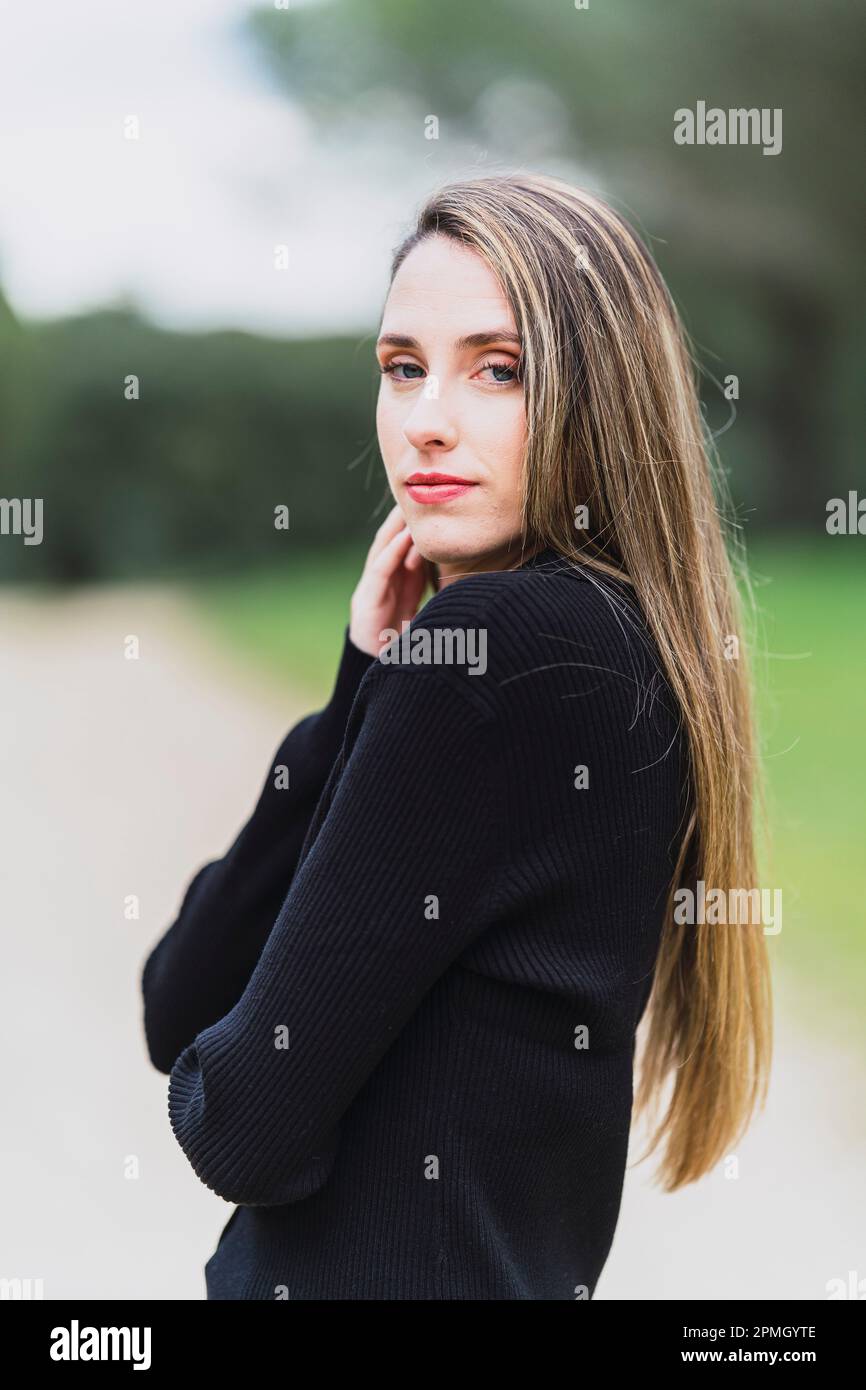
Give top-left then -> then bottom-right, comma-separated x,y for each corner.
366,504 -> 407,567
371,524 -> 414,580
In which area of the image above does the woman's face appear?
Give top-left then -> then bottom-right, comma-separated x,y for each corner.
375,234 -> 527,578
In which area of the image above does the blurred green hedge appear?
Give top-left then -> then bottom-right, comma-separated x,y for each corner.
0,300 -> 386,582
0,287 -> 859,583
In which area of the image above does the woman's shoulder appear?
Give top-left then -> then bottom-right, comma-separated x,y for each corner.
421,553 -> 655,660
363,551 -> 671,724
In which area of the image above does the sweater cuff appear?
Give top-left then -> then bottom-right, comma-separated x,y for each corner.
319,624 -> 377,731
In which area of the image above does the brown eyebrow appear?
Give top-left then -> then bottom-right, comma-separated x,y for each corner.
376,329 -> 522,353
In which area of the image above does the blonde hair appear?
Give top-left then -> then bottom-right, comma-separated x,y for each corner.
388,172 -> 772,1191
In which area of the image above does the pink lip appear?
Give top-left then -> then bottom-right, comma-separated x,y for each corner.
404,473 -> 478,505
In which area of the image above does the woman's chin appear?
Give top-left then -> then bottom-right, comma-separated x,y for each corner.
410,524 -> 497,569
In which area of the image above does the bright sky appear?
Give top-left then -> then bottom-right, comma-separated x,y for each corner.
0,0 -> 447,336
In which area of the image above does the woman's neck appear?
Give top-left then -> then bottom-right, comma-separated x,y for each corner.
436,539 -> 545,590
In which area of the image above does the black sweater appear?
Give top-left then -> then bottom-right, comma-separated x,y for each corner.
141,546 -> 687,1300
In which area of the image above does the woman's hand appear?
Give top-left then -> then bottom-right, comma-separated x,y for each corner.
349,505 -> 428,657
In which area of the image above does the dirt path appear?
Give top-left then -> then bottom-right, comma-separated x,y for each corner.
1,588 -> 863,1300
600,1009 -> 866,1300
1,586 -> 307,1300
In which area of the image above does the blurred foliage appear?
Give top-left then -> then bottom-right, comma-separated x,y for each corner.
1,0 -> 863,581
0,295 -> 388,582
248,0 -> 864,524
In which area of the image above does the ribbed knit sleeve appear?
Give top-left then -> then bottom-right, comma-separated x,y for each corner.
141,625 -> 375,1074
166,663 -> 502,1206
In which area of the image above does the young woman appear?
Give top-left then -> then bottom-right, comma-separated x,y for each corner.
142,173 -> 772,1300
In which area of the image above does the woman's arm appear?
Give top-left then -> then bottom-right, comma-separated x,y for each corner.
165,663 -> 502,1206
141,624 -> 375,1074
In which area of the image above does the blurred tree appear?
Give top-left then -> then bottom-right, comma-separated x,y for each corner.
248,0 -> 865,527
1,2 -> 861,584
0,308 -> 383,583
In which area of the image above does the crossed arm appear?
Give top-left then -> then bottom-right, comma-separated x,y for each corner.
144,656 -> 502,1206
141,627 -> 375,1074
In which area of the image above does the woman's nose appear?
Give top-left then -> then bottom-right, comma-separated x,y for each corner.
402,379 -> 459,451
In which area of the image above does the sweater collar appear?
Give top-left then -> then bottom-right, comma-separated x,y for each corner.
517,544 -> 564,571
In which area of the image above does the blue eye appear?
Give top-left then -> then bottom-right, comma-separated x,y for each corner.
479,360 -> 519,384
379,362 -> 425,381
378,358 -> 521,386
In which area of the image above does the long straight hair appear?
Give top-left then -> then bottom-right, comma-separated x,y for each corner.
387,172 -> 772,1191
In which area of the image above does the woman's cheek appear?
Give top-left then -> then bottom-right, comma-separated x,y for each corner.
481,392 -> 526,463
375,394 -> 400,470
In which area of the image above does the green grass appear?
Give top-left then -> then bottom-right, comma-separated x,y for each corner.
190,538 -> 866,1039
743,538 -> 866,1039
189,542 -> 369,697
